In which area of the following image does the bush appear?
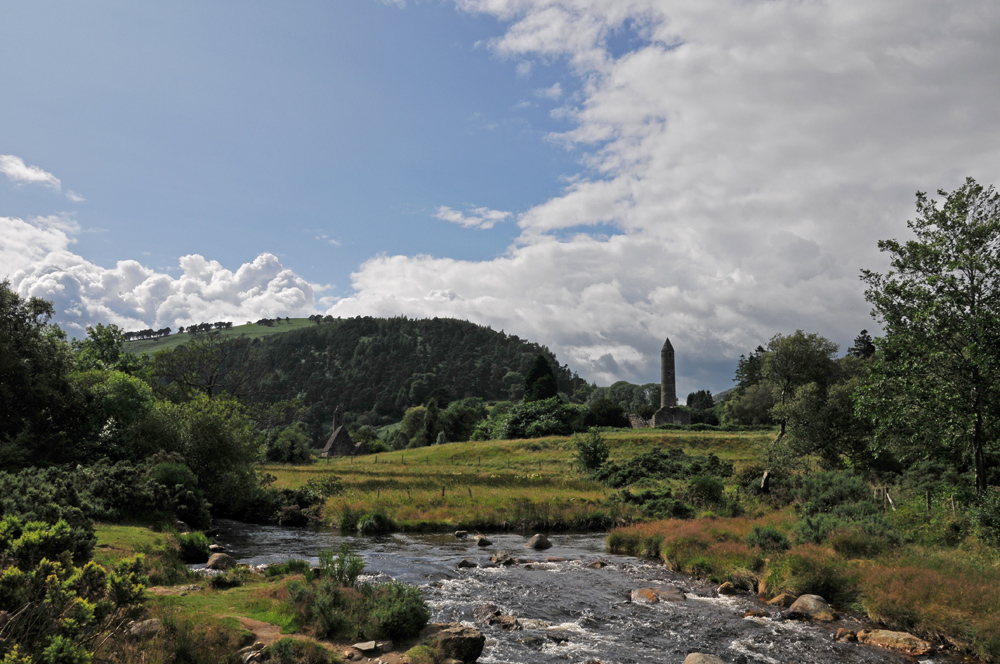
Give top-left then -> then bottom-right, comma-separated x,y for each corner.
969,488 -> 1000,547
685,476 -> 725,506
261,638 -> 334,664
319,543 -> 365,588
744,525 -> 790,552
493,398 -> 588,440
356,510 -> 396,536
176,531 -> 212,564
573,429 -> 609,472
366,581 -> 430,640
263,558 -> 312,578
612,487 -> 695,519
594,448 -> 733,488
290,578 -> 430,643
209,566 -> 250,589
264,425 -> 314,464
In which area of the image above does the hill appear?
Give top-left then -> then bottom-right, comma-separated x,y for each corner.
124,317 -> 318,354
140,316 -> 589,439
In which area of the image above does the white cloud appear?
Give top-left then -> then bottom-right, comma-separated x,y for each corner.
435,205 -> 512,229
0,155 -> 61,189
0,154 -> 84,201
535,82 -> 563,99
4,216 -> 320,336
333,0 -> 1000,394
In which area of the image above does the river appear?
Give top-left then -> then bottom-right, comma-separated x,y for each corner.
211,520 -> 957,664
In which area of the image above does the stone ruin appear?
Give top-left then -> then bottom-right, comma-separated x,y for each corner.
632,337 -> 691,428
321,406 -> 368,457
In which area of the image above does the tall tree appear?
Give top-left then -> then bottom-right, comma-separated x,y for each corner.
859,178 -> 1000,494
523,354 -> 558,402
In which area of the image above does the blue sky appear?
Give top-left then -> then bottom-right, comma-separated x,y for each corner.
4,0 -> 1000,396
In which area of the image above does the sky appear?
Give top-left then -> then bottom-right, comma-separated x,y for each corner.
3,0 -> 1000,397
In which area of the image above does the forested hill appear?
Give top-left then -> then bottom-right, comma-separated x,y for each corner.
150,316 -> 588,438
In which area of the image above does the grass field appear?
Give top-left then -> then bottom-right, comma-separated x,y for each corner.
265,428 -> 770,531
123,317 -> 323,354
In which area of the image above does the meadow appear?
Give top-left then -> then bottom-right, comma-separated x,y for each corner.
263,428 -> 767,531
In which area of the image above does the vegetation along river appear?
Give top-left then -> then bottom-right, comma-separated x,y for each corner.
212,520 -> 962,664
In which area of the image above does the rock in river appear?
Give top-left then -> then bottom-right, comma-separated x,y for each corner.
857,629 -> 933,655
784,594 -> 836,622
421,623 -> 485,664
524,533 -> 552,550
474,535 -> 492,547
683,654 -> 727,664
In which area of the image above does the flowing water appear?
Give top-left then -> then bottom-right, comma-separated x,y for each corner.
211,520 -> 962,664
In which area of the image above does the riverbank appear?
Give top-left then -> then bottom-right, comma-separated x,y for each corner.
264,428 -> 767,532
608,514 -> 1000,662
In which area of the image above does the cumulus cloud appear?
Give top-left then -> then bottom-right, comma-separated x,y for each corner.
0,155 -> 62,189
435,205 -> 512,229
4,216 -> 320,336
330,0 -> 1000,393
0,154 -> 84,201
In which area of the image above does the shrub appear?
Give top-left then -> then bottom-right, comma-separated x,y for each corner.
612,487 -> 695,519
493,398 -> 588,440
587,399 -> 630,428
263,558 -> 312,578
969,488 -> 1000,547
209,566 -> 250,590
356,510 -> 396,536
685,476 -> 725,506
261,638 -> 334,664
366,581 -> 431,640
744,525 -> 790,552
573,429 -> 609,472
176,531 -> 211,564
319,543 -> 365,588
594,448 -> 733,488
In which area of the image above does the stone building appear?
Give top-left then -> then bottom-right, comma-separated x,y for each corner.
653,337 -> 691,426
321,406 -> 368,457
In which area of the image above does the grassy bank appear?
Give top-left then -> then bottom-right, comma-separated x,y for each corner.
609,511 -> 1000,661
265,428 -> 769,531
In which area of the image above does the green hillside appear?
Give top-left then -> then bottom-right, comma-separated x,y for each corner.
143,315 -> 589,439
124,317 -> 318,354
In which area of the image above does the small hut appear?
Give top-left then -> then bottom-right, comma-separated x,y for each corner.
321,407 -> 368,457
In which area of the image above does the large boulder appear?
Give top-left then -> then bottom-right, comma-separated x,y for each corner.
857,629 -> 933,656
474,536 -> 492,547
652,585 -> 686,602
206,553 -> 238,571
766,593 -> 797,608
423,624 -> 485,664
784,594 -> 835,622
630,589 -> 659,604
524,534 -> 552,550
683,655 -> 727,664
129,619 -> 163,637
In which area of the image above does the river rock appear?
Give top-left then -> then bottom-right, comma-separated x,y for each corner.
206,553 -> 237,570
630,588 -> 659,604
422,623 -> 486,664
352,641 -> 378,653
455,530 -> 468,539
744,609 -> 767,618
683,655 -> 727,664
497,615 -> 521,631
129,618 -> 162,637
491,552 -> 516,566
784,594 -> 835,622
456,558 -> 478,569
472,604 -> 502,623
525,534 -> 552,550
474,535 -> 492,547
652,585 -> 685,602
717,582 -> 738,595
857,629 -> 933,655
835,628 -> 857,643
585,560 -> 607,569
545,556 -> 566,562
766,593 -> 797,608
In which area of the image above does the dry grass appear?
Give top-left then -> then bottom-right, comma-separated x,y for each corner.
263,429 -> 771,531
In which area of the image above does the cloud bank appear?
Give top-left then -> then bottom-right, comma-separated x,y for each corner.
3,216 -> 320,336
328,0 -> 1000,392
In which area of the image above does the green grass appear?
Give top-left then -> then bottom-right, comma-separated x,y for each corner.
264,429 -> 772,531
151,580 -> 301,633
123,317 -> 325,354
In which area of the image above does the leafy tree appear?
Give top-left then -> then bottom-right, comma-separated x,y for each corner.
523,354 -> 558,402
439,397 -> 488,443
0,280 -> 85,469
573,429 -> 609,472
686,390 -> 715,411
72,322 -> 146,374
412,399 -> 440,447
859,178 -> 1000,494
847,329 -> 876,359
399,406 -> 427,441
587,398 -> 630,428
734,345 -> 766,389
152,332 -> 258,400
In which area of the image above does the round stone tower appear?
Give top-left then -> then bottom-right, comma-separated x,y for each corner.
660,337 -> 676,408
